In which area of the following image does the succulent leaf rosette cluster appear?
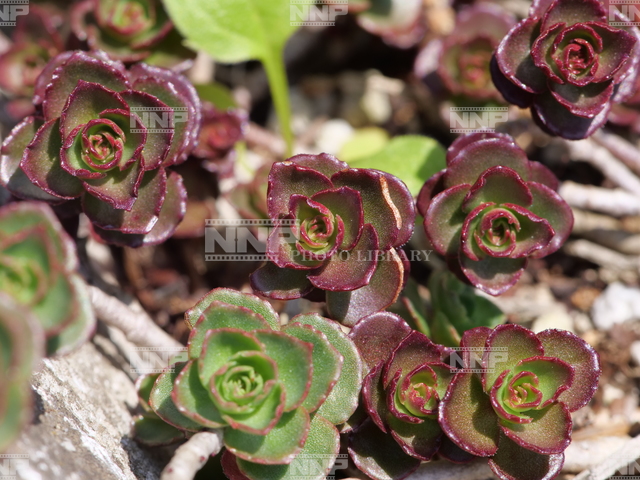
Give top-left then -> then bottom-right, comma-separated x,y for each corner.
440,324 -> 600,480
192,103 -> 247,177
417,133 -> 573,295
141,288 -> 362,480
0,202 -> 95,356
0,5 -> 65,119
0,50 -> 201,247
0,294 -> 43,453
435,3 -> 515,102
347,312 -> 471,480
71,0 -> 194,67
250,153 -> 415,326
491,0 -> 640,139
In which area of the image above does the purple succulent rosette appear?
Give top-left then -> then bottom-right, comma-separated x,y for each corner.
250,153 -> 415,326
70,0 -> 194,67
347,312 -> 472,480
192,103 -> 247,177
439,324 -> 600,480
417,132 -> 573,296
608,67 -> 640,132
491,0 -> 640,139
436,3 -> 515,101
0,50 -> 201,248
0,5 -> 65,119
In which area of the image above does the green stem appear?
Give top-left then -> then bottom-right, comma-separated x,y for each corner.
262,52 -> 293,157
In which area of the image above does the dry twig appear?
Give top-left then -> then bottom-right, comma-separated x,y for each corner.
161,431 -> 224,480
559,182 -> 640,217
88,285 -> 182,350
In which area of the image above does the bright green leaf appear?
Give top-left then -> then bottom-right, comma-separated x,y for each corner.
338,127 -> 390,162
348,135 -> 446,196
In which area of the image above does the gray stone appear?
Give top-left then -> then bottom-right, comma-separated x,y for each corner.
8,332 -> 168,480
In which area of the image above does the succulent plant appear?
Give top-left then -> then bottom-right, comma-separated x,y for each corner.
0,293 -> 43,453
427,270 -> 505,347
0,4 -> 66,120
192,103 -> 247,178
70,0 -> 195,67
0,202 -> 95,355
439,324 -> 600,480
142,288 -> 363,480
608,68 -> 640,133
250,153 -> 415,326
132,373 -> 186,446
347,311 -> 474,480
491,0 -> 640,139
417,132 -> 573,296
0,50 -> 201,247
435,3 -> 515,102
324,0 -> 425,48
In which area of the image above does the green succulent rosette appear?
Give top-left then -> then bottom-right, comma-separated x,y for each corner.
0,293 -> 43,452
140,288 -> 363,480
0,202 -> 95,356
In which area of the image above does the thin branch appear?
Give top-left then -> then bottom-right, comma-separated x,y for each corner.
161,431 -> 224,480
88,285 -> 182,350
559,182 -> 640,217
563,239 -> 640,271
592,130 -> 640,177
562,138 -> 640,194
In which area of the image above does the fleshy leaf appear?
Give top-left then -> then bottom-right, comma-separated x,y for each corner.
188,301 -> 270,359
224,408 -> 310,465
500,402 -> 572,454
488,431 -> 564,480
439,372 -> 500,457
237,415 -> 340,480
185,287 -> 279,330
283,322 -> 342,414
253,330 -> 313,412
290,313 -> 363,424
349,417 -> 421,480
537,329 -> 600,411
250,262 -> 314,300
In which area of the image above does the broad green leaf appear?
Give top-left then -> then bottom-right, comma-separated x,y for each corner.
195,83 -> 237,110
348,135 -> 446,196
338,127 -> 389,162
173,360 -> 226,428
161,0 -> 297,153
